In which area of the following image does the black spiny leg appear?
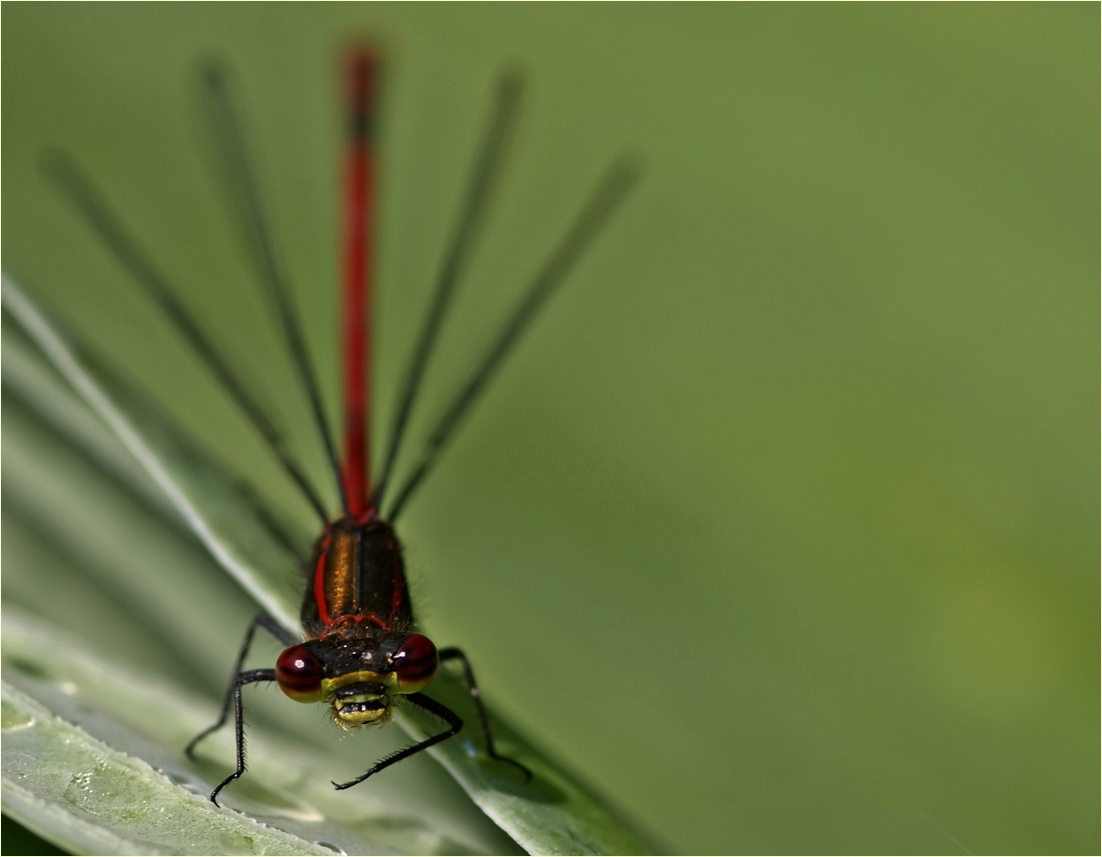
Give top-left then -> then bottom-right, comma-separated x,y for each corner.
205,668 -> 277,806
185,613 -> 292,804
332,692 -> 464,790
439,646 -> 532,782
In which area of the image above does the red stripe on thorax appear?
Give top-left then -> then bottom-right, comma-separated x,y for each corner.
313,538 -> 333,626
388,552 -> 405,626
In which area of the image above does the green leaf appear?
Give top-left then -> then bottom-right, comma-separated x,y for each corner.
2,678 -> 332,856
1,274 -> 657,855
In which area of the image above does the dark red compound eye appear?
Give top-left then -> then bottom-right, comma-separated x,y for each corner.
393,633 -> 438,693
275,645 -> 324,702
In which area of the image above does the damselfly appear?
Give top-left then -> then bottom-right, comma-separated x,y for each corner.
47,45 -> 638,805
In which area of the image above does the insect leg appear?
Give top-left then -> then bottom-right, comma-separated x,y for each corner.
331,692 -> 463,790
439,646 -> 532,781
203,668 -> 278,806
185,613 -> 292,759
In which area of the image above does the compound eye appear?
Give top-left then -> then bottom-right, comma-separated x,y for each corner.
393,633 -> 438,694
276,645 -> 323,702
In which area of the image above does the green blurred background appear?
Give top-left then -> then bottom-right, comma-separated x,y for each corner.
3,4 -> 1097,854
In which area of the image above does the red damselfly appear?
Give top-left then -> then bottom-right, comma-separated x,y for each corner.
46,46 -> 638,806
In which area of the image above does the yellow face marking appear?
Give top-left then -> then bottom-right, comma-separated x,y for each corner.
321,669 -> 399,697
330,696 -> 392,722
325,670 -> 396,727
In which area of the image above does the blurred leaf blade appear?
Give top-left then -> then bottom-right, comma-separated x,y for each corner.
2,273 -> 307,627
